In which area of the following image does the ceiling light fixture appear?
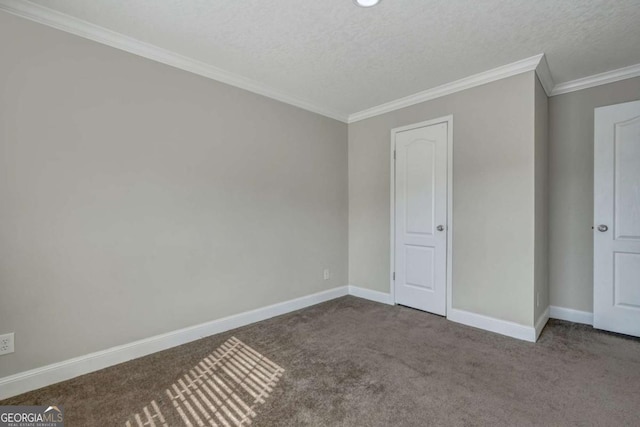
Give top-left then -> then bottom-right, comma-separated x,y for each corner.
353,0 -> 381,7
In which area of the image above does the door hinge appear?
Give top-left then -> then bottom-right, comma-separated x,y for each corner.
392,272 -> 395,280
393,150 -> 396,160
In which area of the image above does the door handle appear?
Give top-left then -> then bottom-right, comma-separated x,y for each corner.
437,225 -> 445,232
597,224 -> 608,232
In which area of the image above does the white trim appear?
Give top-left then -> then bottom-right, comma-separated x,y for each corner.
446,117 -> 454,319
389,126 -> 396,305
549,306 -> 594,325
348,285 -> 394,305
551,63 -> 640,96
535,306 -> 550,340
447,308 -> 537,342
349,55 -> 545,123
535,54 -> 554,96
0,0 -> 349,123
390,115 -> 453,313
3,0 -> 640,121
0,286 -> 348,400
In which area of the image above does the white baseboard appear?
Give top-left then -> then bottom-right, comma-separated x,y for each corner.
447,308 -> 537,342
535,306 -> 550,340
0,285 -> 349,400
348,285 -> 394,305
549,306 -> 593,325
347,286 -> 546,343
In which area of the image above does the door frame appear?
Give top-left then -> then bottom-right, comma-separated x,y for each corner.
390,115 -> 453,314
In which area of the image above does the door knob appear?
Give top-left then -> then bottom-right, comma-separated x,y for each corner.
597,224 -> 608,232
437,225 -> 445,232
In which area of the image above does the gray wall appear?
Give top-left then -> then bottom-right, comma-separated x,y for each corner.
0,11 -> 348,378
548,76 -> 640,312
534,76 -> 550,322
349,72 -> 537,326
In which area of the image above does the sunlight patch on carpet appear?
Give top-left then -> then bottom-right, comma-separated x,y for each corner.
125,400 -> 167,427
125,337 -> 284,427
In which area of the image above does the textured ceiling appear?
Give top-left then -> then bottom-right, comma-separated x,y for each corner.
24,0 -> 640,116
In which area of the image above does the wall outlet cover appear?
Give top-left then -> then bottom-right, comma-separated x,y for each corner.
0,333 -> 15,355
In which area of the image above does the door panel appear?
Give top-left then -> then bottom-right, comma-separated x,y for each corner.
614,117 -> 640,240
394,121 -> 447,315
594,100 -> 640,337
404,245 -> 434,290
614,253 -> 640,309
405,140 -> 435,235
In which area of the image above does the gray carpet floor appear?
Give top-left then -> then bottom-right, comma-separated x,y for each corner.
2,296 -> 640,426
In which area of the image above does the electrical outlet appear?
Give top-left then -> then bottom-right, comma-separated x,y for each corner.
0,333 -> 14,355
323,268 -> 330,280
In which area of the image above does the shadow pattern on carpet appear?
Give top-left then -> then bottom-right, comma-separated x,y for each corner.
126,337 -> 283,426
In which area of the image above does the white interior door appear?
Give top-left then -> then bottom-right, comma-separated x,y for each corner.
594,100 -> 640,337
394,121 -> 448,315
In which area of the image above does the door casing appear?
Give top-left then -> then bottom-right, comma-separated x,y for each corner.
390,115 -> 453,315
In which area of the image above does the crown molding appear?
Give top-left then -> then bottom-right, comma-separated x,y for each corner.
551,63 -> 640,96
4,0 -> 639,122
535,54 -> 554,96
348,54 -> 547,123
0,0 -> 350,123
